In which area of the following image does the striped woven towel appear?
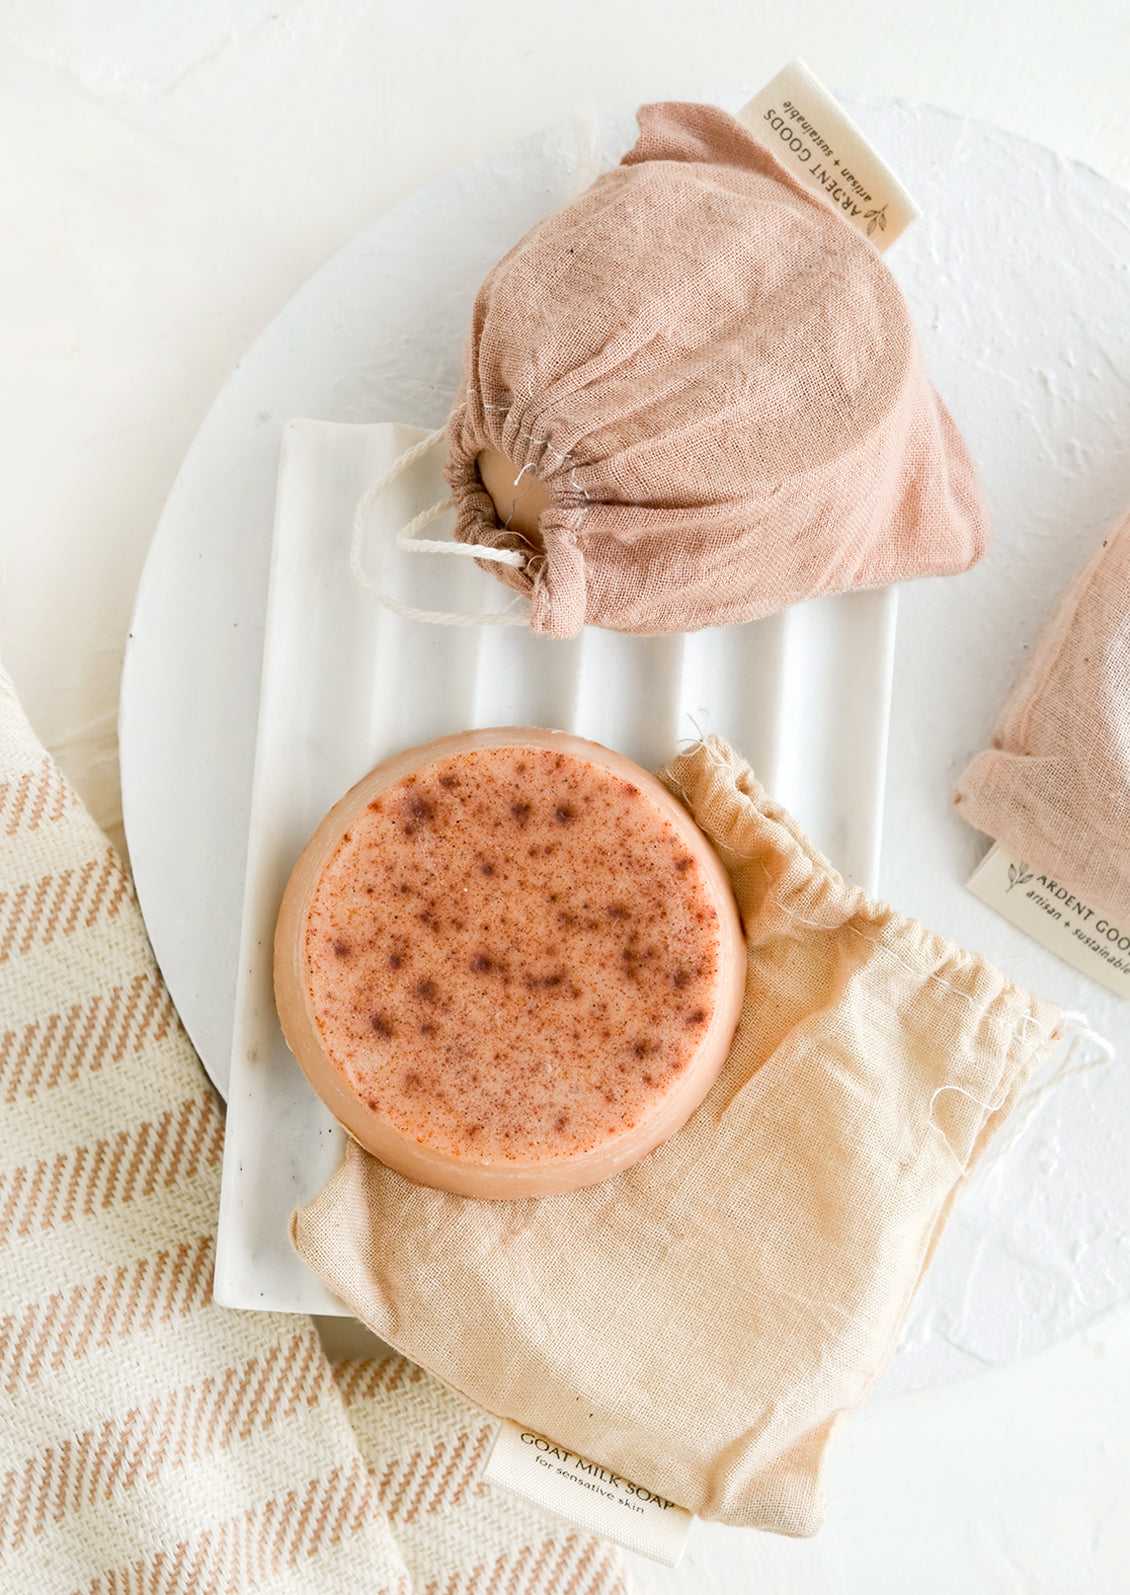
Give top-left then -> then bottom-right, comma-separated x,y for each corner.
0,663 -> 632,1595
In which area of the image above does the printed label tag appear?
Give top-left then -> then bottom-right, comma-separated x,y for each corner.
738,59 -> 920,249
484,1420 -> 694,1567
968,845 -> 1130,999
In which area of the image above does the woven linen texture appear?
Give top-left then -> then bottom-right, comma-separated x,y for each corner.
333,1352 -> 630,1595
292,736 -> 1060,1535
445,100 -> 990,638
0,665 -> 632,1595
955,506 -> 1130,922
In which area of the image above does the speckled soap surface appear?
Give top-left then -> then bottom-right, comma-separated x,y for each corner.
303,745 -> 724,1163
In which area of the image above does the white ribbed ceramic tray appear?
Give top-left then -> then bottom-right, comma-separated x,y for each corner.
212,417 -> 895,1311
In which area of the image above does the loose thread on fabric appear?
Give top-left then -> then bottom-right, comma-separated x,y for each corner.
672,717 -> 712,761
476,392 -> 592,525
350,426 -> 530,628
964,1010 -> 1115,1188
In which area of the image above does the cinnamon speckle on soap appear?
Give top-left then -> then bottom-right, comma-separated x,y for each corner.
303,744 -> 724,1164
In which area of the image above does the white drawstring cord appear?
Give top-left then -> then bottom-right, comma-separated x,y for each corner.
349,426 -> 531,628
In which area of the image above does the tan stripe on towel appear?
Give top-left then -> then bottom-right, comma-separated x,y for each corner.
0,1329 -> 333,1553
0,846 -> 129,963
77,1458 -> 409,1595
0,1235 -> 215,1392
0,1096 -> 223,1246
1,974 -> 177,1103
375,1424 -> 495,1524
0,755 -> 74,836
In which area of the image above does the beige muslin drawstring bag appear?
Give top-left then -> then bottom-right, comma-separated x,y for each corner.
956,506 -> 1130,922
292,737 -> 1062,1536
443,100 -> 990,638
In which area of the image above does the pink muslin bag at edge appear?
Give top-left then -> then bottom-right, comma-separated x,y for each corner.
292,738 -> 1062,1535
443,101 -> 990,638
956,506 -> 1130,923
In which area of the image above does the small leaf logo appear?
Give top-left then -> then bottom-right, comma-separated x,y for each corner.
863,203 -> 888,237
1006,860 -> 1034,892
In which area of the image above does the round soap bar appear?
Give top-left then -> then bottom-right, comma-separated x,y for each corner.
476,447 -> 550,542
274,727 -> 746,1198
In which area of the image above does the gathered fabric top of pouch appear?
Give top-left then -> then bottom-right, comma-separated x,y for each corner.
445,99 -> 989,638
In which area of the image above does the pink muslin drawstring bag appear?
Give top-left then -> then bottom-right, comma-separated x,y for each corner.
444,100 -> 990,638
956,506 -> 1130,921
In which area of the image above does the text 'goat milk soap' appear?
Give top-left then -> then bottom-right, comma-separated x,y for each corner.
274,728 -> 745,1197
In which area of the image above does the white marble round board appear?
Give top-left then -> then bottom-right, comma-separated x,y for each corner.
119,92 -> 1130,1394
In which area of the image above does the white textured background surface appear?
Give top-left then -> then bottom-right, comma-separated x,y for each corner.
3,4 -> 1130,1591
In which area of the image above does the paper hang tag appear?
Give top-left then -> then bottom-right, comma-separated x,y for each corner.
968,844 -> 1130,999
483,1420 -> 695,1568
738,59 -> 921,249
